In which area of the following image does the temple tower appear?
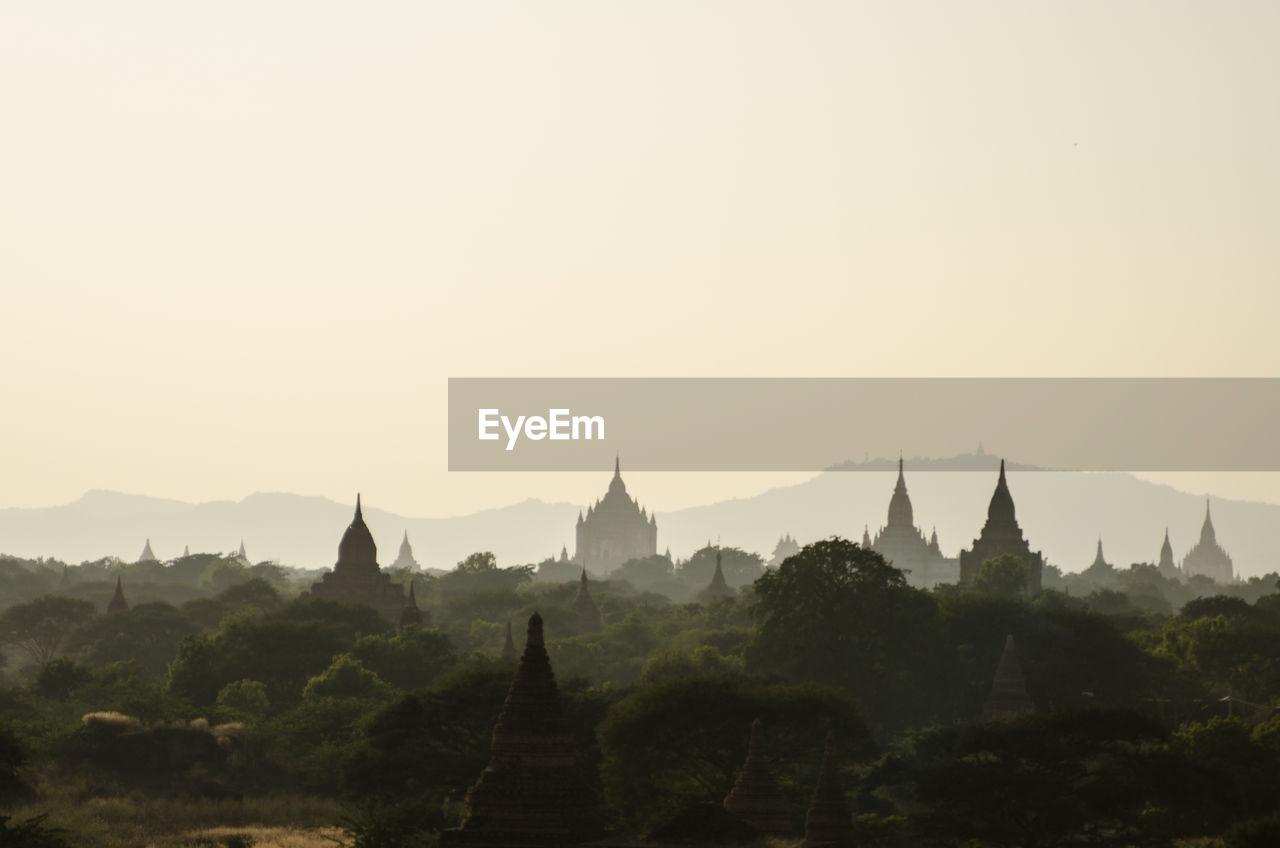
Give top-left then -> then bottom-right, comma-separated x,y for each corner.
982,634 -> 1035,721
301,495 -> 409,622
1180,499 -> 1234,583
804,734 -> 853,846
442,613 -> 602,848
400,582 -> 426,630
236,541 -> 250,565
572,569 -> 603,632
959,460 -> 1044,595
391,531 -> 421,571
573,458 -> 657,573
697,550 -> 735,603
501,620 -> 518,662
871,458 -> 958,588
723,719 -> 792,836
1157,529 -> 1178,577
768,533 -> 800,568
107,576 -> 129,613
138,539 -> 157,563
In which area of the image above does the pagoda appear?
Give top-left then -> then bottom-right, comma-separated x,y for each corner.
107,576 -> 129,613
571,569 -> 603,632
574,458 -> 657,574
982,634 -> 1035,721
391,531 -> 421,571
723,719 -> 792,836
767,533 -> 800,568
1156,529 -> 1178,578
803,734 -> 853,846
442,613 -> 602,848
300,495 -> 408,622
870,458 -> 958,588
958,460 -> 1044,595
697,550 -> 736,604
137,539 -> 157,563
1181,500 -> 1234,583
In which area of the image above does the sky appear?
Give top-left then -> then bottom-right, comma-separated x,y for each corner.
1,1 -> 1278,518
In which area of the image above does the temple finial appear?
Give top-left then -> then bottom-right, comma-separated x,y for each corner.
355,493 -> 363,520
613,454 -> 621,478
527,611 -> 544,647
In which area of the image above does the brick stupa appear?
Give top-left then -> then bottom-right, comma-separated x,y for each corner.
107,576 -> 129,613
982,634 -> 1036,721
723,719 -> 792,836
442,612 -> 602,848
301,495 -> 408,622
803,734 -> 852,846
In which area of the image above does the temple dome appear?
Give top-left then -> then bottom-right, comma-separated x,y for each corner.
337,494 -> 378,567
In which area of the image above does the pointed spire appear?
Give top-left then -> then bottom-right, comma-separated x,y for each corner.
444,611 -> 602,847
108,575 -> 129,613
355,493 -> 363,521
238,540 -> 247,559
182,545 -> 190,557
804,733 -> 853,846
982,634 -> 1035,721
887,456 -> 914,527
985,458 -> 1017,527
1090,536 -> 1108,569
698,549 -> 734,604
138,539 -> 157,562
501,620 -> 517,661
1158,527 -> 1176,572
1200,497 -> 1217,544
573,568 -> 602,632
861,525 -> 872,548
614,454 -> 620,478
399,580 -> 425,629
723,720 -> 792,836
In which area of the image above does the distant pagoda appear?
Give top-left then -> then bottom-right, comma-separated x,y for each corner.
391,531 -> 421,571
697,550 -> 736,604
1156,528 -> 1178,578
804,733 -> 853,846
442,613 -> 602,848
137,539 -> 157,563
723,719 -> 792,836
400,582 -> 429,630
107,576 -> 129,613
1082,537 -> 1111,578
870,458 -> 958,589
571,569 -> 603,632
768,533 -> 800,568
501,620 -> 518,662
235,540 -> 250,566
1181,499 -> 1234,583
574,457 -> 657,574
300,495 -> 407,622
982,634 -> 1035,721
959,460 -> 1044,595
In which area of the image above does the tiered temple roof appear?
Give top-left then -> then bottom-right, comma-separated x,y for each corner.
138,539 -> 157,563
574,458 -> 657,573
768,533 -> 800,568
1181,499 -> 1234,583
391,531 -> 421,571
442,613 -> 602,848
1157,528 -> 1178,577
400,582 -> 427,629
870,458 -> 958,589
804,733 -> 852,846
982,634 -> 1035,721
723,719 -> 792,836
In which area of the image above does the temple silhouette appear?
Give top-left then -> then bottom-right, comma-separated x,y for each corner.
574,458 -> 657,574
300,495 -> 413,623
1180,499 -> 1234,582
869,458 -> 958,589
390,530 -> 421,571
958,460 -> 1044,595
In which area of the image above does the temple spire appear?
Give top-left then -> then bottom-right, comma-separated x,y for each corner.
804,733 -> 853,846
982,634 -> 1035,721
108,576 -> 129,613
1200,498 -> 1216,544
723,719 -> 792,836
573,568 -> 602,631
501,620 -> 517,661
399,581 -> 425,630
698,549 -> 734,603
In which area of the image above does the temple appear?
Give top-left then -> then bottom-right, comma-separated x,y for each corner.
572,569 -> 603,632
400,582 -> 428,630
870,458 -> 958,589
107,576 -> 129,613
138,539 -> 157,563
1081,537 -> 1111,577
697,550 -> 736,604
1157,529 -> 1178,578
1181,500 -> 1234,583
958,461 -> 1044,595
300,495 -> 408,622
804,734 -> 853,846
441,613 -> 602,848
982,634 -> 1035,721
723,719 -> 792,836
574,458 -> 657,574
767,533 -> 800,568
501,620 -> 517,662
235,541 -> 250,566
390,531 -> 421,571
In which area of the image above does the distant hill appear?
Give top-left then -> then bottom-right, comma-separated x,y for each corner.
1,452 -> 1277,578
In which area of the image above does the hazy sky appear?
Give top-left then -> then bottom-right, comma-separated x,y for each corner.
2,2 -> 1278,518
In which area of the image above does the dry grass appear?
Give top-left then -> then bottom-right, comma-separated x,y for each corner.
146,824 -> 344,848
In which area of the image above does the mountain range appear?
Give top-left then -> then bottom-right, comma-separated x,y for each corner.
1,453 -> 1277,579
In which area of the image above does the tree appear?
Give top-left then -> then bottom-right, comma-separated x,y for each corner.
216,679 -> 270,721
0,596 -> 96,665
349,628 -> 456,692
302,656 -> 395,702
973,554 -> 1029,598
678,546 -> 765,589
597,674 -> 872,831
746,537 -> 945,728
65,601 -> 200,680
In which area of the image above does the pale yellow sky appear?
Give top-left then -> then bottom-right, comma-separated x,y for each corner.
2,2 -> 1278,517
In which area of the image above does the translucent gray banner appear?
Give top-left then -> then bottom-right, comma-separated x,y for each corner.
447,378 -> 1280,471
